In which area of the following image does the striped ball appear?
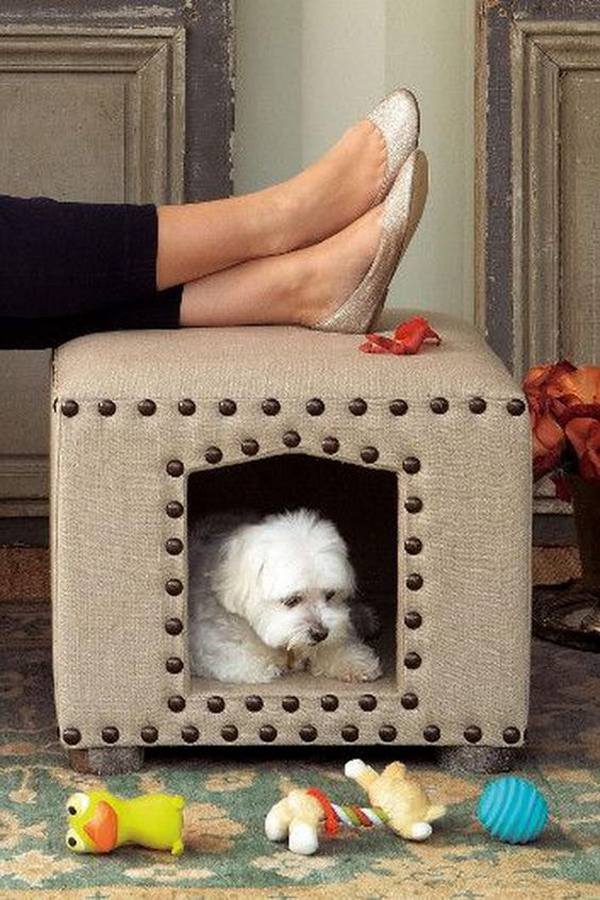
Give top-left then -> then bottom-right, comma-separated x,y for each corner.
477,776 -> 549,844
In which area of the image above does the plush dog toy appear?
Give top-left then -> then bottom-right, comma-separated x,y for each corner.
65,790 -> 185,855
265,759 -> 446,855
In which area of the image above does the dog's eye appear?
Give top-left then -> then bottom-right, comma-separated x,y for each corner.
283,594 -> 302,608
324,590 -> 336,601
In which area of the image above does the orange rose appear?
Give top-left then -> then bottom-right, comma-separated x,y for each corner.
550,366 -> 600,426
523,360 -> 576,417
523,361 -> 574,480
564,418 -> 600,480
531,412 -> 566,480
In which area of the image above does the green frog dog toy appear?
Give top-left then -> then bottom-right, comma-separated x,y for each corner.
65,790 -> 186,855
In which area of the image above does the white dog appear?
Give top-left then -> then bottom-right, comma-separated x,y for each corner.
188,508 -> 382,684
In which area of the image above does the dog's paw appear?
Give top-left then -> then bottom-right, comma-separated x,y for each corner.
337,656 -> 383,682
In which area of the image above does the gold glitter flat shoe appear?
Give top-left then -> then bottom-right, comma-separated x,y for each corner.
368,88 -> 420,201
313,149 -> 429,334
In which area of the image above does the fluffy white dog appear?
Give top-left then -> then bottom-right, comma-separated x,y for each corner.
188,508 -> 382,684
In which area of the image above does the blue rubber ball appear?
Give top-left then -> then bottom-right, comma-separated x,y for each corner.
477,776 -> 549,844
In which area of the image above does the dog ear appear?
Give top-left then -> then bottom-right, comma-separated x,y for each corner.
210,528 -> 264,618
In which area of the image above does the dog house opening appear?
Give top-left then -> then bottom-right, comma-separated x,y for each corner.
186,454 -> 398,695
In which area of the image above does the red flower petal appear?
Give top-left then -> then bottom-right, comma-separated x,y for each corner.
359,316 -> 441,355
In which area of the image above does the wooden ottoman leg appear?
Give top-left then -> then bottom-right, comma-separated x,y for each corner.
437,746 -> 523,775
67,747 -> 145,775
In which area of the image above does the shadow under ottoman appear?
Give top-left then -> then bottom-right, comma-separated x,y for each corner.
50,308 -> 532,774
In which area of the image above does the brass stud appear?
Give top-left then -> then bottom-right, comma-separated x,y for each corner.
503,726 -> 521,744
403,457 -> 421,474
404,611 -> 422,629
424,725 -> 441,743
245,695 -> 264,712
406,573 -> 423,591
404,537 -> 423,555
405,497 -> 423,514
102,726 -> 119,744
221,724 -> 238,742
321,694 -> 339,712
141,726 -> 158,744
260,725 -> 277,742
166,501 -> 184,518
219,399 -> 237,416
207,696 -> 225,713
358,694 -> 377,711
464,725 -> 482,744
205,446 -> 223,464
166,538 -> 183,556
178,398 -> 196,416
165,617 -> 183,635
62,727 -> 81,745
469,397 -> 487,414
138,399 -> 156,416
61,400 -> 79,417
182,725 -> 199,743
379,725 -> 397,742
306,398 -> 325,416
98,399 -> 116,417
166,657 -> 184,674
166,459 -> 184,477
168,695 -> 186,713
322,437 -> 339,455
241,438 -> 259,456
341,725 -> 359,742
389,399 -> 408,416
299,725 -> 317,742
361,446 -> 379,464
282,430 -> 301,448
349,398 -> 367,416
166,579 -> 183,596
404,652 -> 422,670
430,397 -> 449,414
401,692 -> 419,710
282,696 -> 300,712
507,399 -> 526,416
262,398 -> 281,416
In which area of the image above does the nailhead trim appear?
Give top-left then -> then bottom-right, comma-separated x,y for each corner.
166,459 -> 184,477
503,726 -> 521,744
166,657 -> 184,674
401,692 -> 419,710
207,696 -> 225,713
166,501 -> 184,518
406,573 -> 423,591
358,694 -> 377,711
165,617 -> 183,635
221,725 -> 238,742
98,399 -> 116,417
404,611 -> 422,629
321,694 -> 339,712
322,437 -> 339,455
102,726 -> 119,744
219,399 -> 237,416
342,725 -> 359,742
61,400 -> 79,417
260,725 -> 277,742
306,398 -> 325,416
404,537 -> 423,555
141,726 -> 158,744
403,456 -> 421,474
166,538 -> 183,556
168,695 -> 186,713
282,696 -> 299,712
299,725 -> 317,742
360,446 -> 379,464
430,397 -> 449,414
349,398 -> 367,415
245,695 -> 263,712
262,398 -> 281,416
469,397 -> 487,414
205,446 -> 223,464
182,725 -> 199,743
404,652 -> 422,670
62,727 -> 81,745
464,725 -> 482,744
166,579 -> 183,596
178,398 -> 196,416
282,430 -> 301,448
379,725 -> 397,742
507,399 -> 526,416
241,438 -> 259,456
424,725 -> 441,743
138,399 -> 156,416
389,399 -> 408,416
405,496 -> 423,513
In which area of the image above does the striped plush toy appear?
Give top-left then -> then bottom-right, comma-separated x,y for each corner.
265,759 -> 446,855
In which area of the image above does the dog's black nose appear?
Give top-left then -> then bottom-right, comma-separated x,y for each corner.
309,626 -> 328,643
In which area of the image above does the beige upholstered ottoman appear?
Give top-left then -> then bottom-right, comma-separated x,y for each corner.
50,309 -> 532,774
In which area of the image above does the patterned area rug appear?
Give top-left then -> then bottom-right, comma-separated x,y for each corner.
0,547 -> 598,899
